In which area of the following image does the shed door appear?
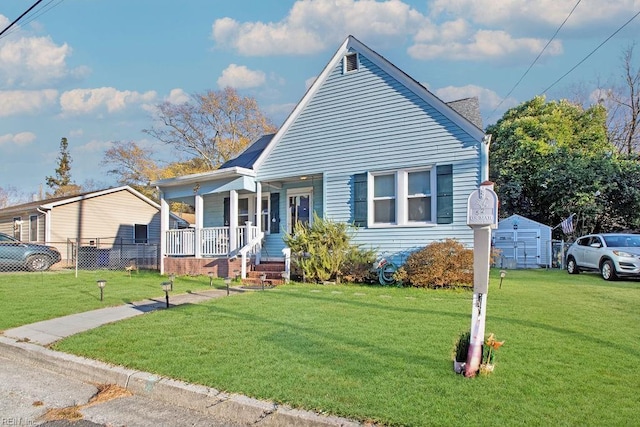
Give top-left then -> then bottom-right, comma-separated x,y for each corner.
494,229 -> 541,268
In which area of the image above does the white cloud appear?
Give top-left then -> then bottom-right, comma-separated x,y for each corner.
0,33 -> 82,88
211,0 -> 428,56
429,0 -> 638,31
59,87 -> 157,115
77,139 -> 111,153
0,89 -> 58,116
217,64 -> 266,89
166,88 -> 190,104
69,129 -> 84,138
408,30 -> 563,61
0,132 -> 36,147
211,0 -> 638,64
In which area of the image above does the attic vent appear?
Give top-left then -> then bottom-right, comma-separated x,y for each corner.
344,52 -> 359,73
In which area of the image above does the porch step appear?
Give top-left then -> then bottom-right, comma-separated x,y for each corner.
243,261 -> 286,286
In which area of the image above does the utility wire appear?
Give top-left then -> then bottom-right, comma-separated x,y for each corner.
541,9 -> 640,94
0,0 -> 45,38
0,0 -> 65,40
487,0 -> 581,122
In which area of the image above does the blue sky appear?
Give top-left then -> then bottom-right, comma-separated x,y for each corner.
1,0 -> 639,199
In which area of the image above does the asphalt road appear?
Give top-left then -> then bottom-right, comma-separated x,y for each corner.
0,355 -> 240,427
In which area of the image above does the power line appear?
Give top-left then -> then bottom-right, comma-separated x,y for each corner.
0,0 -> 65,40
541,9 -> 640,94
487,0 -> 581,122
0,0 -> 45,38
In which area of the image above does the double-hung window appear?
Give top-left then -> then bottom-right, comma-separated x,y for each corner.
407,170 -> 431,222
373,174 -> 396,224
370,168 -> 434,226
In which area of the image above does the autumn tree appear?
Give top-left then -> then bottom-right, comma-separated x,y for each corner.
45,137 -> 81,197
102,141 -> 212,201
143,87 -> 277,170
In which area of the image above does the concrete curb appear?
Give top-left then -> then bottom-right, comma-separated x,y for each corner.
0,336 -> 361,426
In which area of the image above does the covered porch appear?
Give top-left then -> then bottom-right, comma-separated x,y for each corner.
156,167 -> 271,279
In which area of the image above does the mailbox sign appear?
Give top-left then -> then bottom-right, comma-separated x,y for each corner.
467,186 -> 498,227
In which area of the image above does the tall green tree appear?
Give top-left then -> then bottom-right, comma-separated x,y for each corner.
488,96 -> 640,235
45,137 -> 81,197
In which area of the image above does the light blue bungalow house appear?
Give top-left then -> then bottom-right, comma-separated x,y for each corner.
153,35 -> 490,279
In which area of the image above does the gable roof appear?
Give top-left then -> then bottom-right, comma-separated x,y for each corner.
252,35 -> 486,171
0,186 -> 185,225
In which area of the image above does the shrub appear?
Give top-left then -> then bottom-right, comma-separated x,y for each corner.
342,246 -> 378,283
398,239 -> 473,288
284,213 -> 373,283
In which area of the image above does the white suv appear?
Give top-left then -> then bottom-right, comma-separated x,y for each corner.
566,233 -> 640,280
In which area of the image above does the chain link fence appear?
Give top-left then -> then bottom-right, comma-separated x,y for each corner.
0,236 -> 159,273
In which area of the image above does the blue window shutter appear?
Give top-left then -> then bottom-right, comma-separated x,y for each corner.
223,197 -> 230,226
270,192 -> 280,234
353,173 -> 368,227
436,165 -> 453,224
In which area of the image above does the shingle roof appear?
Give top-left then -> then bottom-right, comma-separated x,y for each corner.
219,134 -> 275,170
446,97 -> 483,129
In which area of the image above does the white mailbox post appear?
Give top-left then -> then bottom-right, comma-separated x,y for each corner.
465,181 -> 498,377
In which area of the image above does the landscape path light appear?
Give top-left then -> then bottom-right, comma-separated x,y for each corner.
499,270 -> 507,289
169,273 -> 175,291
260,273 -> 267,291
224,277 -> 231,296
208,271 -> 214,287
96,279 -> 106,301
161,281 -> 172,308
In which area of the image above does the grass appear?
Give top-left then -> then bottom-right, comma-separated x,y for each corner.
0,269 -> 223,330
49,269 -> 640,426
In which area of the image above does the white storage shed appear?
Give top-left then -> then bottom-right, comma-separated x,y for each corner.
492,214 -> 553,269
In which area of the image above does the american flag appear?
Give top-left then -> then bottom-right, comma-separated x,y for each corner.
561,214 -> 575,234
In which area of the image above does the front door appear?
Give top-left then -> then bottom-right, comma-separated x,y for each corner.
288,190 -> 312,233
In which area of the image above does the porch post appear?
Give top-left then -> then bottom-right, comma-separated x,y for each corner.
194,193 -> 203,258
255,181 -> 262,265
158,189 -> 169,275
229,189 -> 238,252
255,182 -> 262,234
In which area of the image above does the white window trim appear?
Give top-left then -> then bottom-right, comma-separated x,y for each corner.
367,167 -> 436,228
29,214 -> 38,242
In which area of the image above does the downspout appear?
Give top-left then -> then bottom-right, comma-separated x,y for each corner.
36,208 -> 49,243
481,134 -> 492,183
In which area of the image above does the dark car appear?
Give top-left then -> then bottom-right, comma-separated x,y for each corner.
566,233 -> 640,280
0,232 -> 61,272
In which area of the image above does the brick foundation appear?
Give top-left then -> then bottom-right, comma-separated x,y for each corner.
163,257 -> 248,278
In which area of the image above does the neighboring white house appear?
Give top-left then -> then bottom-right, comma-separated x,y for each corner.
492,214 -> 553,269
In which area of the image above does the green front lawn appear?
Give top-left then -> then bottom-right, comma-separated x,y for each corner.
52,270 -> 640,426
0,269 -> 220,330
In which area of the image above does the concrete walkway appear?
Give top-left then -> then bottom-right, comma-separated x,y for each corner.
3,288 -> 233,345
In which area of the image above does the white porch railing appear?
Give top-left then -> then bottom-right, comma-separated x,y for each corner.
166,228 -> 195,256
202,227 -> 229,256
165,225 -> 259,257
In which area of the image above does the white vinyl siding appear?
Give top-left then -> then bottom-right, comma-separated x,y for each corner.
256,49 -> 481,260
